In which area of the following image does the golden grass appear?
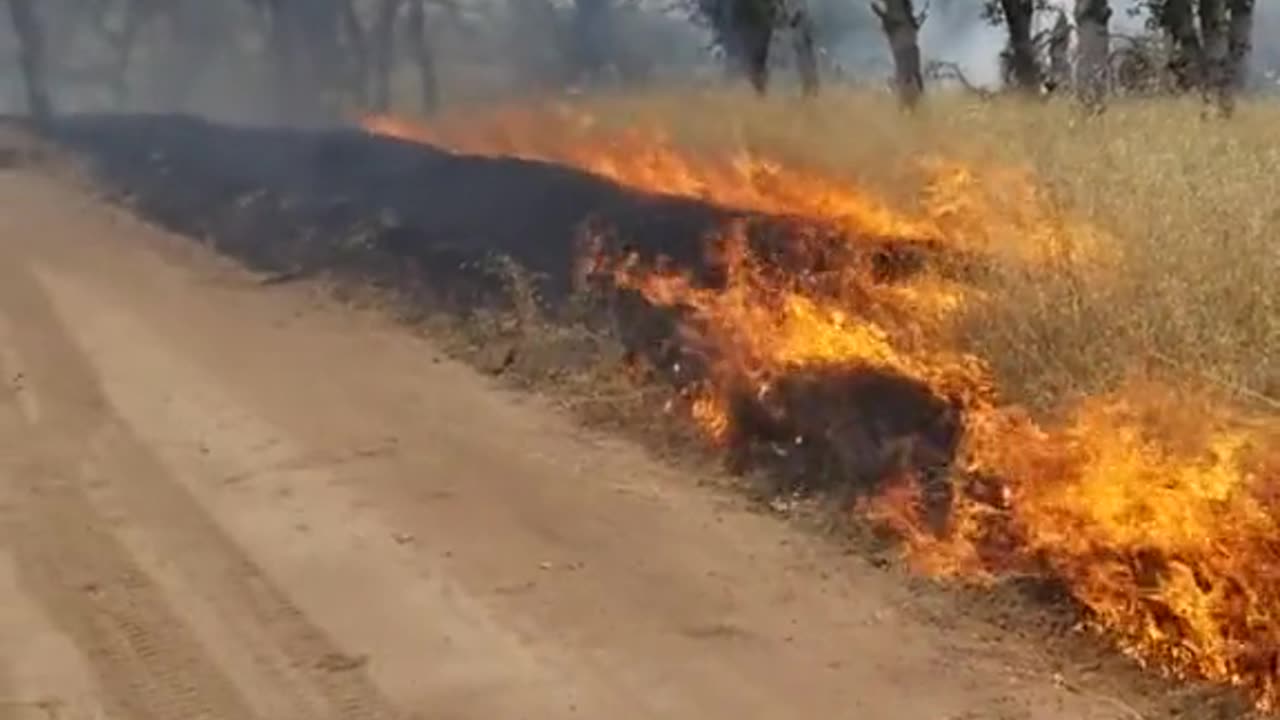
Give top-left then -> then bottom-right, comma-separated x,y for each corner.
572,88 -> 1280,413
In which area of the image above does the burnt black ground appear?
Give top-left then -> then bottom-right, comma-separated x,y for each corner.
52,114 -> 739,299
49,114 -> 951,301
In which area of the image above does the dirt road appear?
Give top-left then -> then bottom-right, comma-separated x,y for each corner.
0,167 -> 1140,720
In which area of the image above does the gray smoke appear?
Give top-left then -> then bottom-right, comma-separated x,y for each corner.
2,0 -> 1277,117
818,0 -> 1278,89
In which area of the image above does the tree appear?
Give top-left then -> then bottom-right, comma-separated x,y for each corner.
253,0 -> 315,119
252,0 -> 373,120
1226,0 -> 1254,90
789,4 -> 820,96
1045,9 -> 1071,93
980,0 -> 1046,93
368,0 -> 401,112
1200,0 -> 1229,105
697,0 -> 819,96
1074,0 -> 1112,110
1145,0 -> 1254,113
1152,0 -> 1205,89
404,0 -> 440,114
710,0 -> 775,93
363,0 -> 456,114
870,0 -> 925,109
6,0 -> 53,123
998,0 -> 1042,93
337,0 -> 368,108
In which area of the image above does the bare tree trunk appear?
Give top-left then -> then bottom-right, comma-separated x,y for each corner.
1199,0 -> 1230,111
1226,0 -> 1254,91
267,0 -> 349,121
999,0 -> 1042,92
506,0 -> 569,91
741,25 -> 772,94
338,0 -> 369,108
369,0 -> 399,112
7,0 -> 52,123
871,0 -> 924,109
1074,0 -> 1111,109
1161,0 -> 1204,91
1046,10 -> 1072,94
715,0 -> 775,94
788,5 -> 819,96
405,0 -> 439,114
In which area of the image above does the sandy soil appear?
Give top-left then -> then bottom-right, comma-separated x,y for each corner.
0,163 -> 1149,719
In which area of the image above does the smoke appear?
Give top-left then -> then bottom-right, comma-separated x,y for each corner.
0,10 -> 21,111
916,2 -> 1005,86
2,0 -> 1278,119
0,0 -> 289,122
830,0 -> 1279,89
894,0 -> 1146,88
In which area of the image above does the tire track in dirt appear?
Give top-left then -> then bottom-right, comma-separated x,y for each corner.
0,327 -> 93,720
2,171 -> 642,720
0,263 -> 258,720
0,253 -> 402,720
0,548 -> 109,720
67,420 -> 405,720
29,259 -> 604,720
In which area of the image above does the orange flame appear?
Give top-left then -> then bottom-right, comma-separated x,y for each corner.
362,106 -> 1280,708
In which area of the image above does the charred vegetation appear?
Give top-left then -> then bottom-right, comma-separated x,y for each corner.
53,113 -> 970,516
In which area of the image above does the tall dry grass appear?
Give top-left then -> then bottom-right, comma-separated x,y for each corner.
574,88 -> 1280,414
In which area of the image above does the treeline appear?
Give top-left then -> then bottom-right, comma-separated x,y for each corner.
0,0 -> 1264,124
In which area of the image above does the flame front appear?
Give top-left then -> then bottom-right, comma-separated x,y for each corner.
363,107 -> 1280,708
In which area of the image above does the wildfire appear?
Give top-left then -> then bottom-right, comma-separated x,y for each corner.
364,106 -> 1109,270
947,388 -> 1280,703
362,106 -> 1280,709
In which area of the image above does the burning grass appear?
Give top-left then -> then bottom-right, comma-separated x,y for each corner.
363,89 -> 1280,710
367,90 -> 1279,412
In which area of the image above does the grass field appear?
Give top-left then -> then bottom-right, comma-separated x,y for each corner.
565,88 -> 1280,414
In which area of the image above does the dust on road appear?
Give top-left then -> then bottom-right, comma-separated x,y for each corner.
0,165 -> 1137,719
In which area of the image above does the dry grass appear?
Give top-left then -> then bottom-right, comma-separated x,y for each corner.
570,88 -> 1280,413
